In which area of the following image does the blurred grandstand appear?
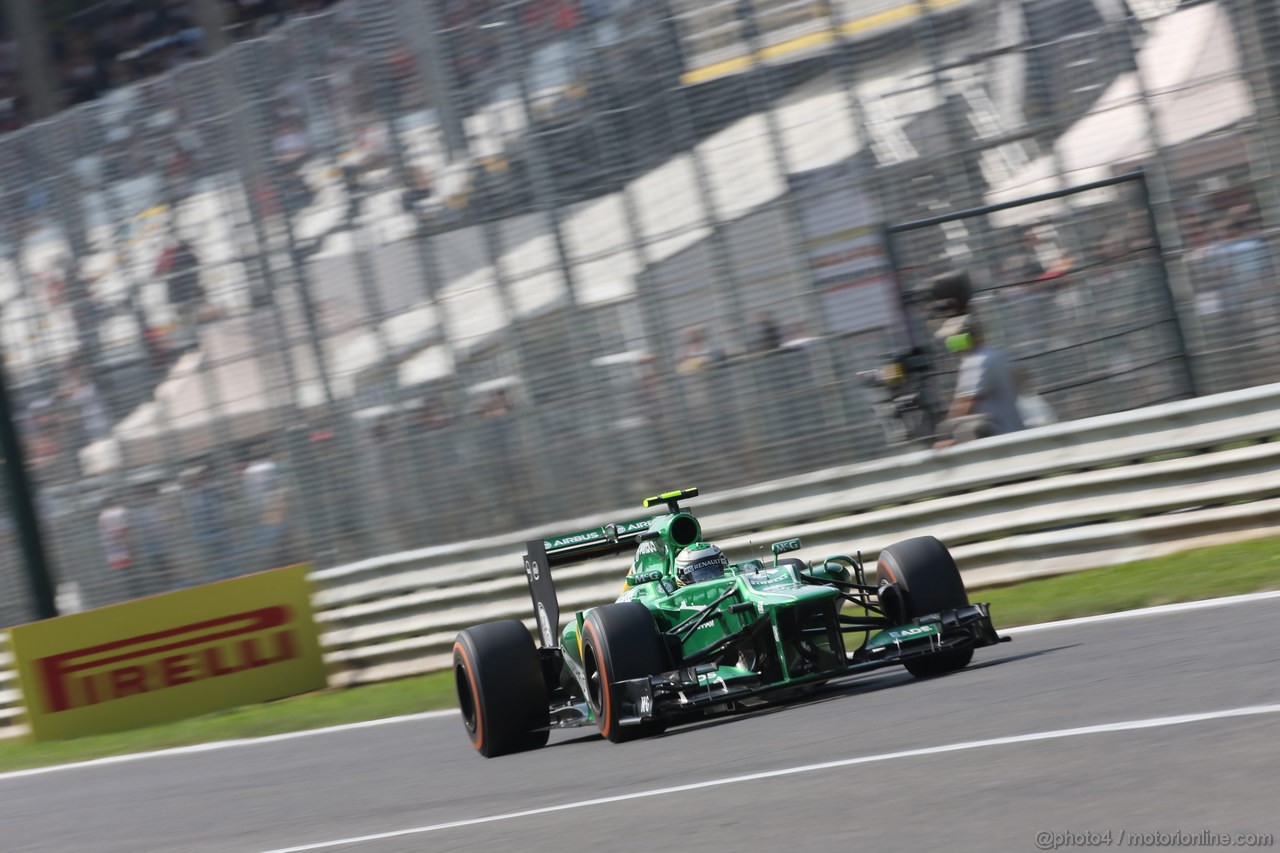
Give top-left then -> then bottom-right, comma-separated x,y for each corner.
0,0 -> 1277,625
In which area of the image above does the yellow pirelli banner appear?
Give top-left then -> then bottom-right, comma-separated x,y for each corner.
10,564 -> 327,741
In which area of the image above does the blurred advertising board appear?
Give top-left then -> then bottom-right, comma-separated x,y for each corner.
10,565 -> 326,741
790,163 -> 904,335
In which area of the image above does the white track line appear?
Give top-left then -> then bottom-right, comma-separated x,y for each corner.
1001,589 -> 1280,635
261,702 -> 1280,852
0,710 -> 456,782
2,589 -> 1278,783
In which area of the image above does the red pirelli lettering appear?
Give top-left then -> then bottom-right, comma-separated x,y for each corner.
110,666 -> 148,699
158,654 -> 195,687
36,605 -> 296,713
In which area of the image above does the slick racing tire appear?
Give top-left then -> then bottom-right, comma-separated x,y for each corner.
582,603 -> 669,743
453,621 -> 550,757
877,536 -> 974,678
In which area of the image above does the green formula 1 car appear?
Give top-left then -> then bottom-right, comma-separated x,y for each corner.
453,488 -> 1007,757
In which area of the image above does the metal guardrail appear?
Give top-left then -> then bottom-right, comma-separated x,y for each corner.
315,383 -> 1280,684
1,385 -> 1277,734
0,632 -> 28,740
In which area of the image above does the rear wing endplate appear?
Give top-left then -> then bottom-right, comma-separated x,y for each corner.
524,539 -> 561,649
525,516 -> 655,649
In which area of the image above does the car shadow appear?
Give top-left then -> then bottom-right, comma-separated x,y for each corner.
546,731 -> 608,749
546,644 -> 1079,747
641,643 -> 1080,739
962,643 -> 1080,672
646,671 -> 920,739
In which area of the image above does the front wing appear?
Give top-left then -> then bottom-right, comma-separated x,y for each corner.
612,604 -> 1006,727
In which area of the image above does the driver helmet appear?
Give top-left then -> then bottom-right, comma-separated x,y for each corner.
675,542 -> 729,586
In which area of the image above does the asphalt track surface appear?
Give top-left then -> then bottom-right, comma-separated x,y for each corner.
3,596 -> 1279,853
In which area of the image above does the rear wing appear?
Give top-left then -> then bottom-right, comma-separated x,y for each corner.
525,515 -> 655,649
542,516 -> 655,564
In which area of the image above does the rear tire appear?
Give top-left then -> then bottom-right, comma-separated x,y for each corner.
877,537 -> 974,678
582,603 -> 669,743
453,621 -> 550,757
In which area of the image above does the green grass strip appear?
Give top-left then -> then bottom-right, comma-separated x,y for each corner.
1,535 -> 1277,772
981,536 -> 1280,627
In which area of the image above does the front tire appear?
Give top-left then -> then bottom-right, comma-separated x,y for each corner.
877,536 -> 974,678
453,620 -> 550,757
581,603 -> 669,743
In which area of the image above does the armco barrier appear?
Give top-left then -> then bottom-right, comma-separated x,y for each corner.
1,385 -> 1278,729
315,383 -> 1280,684
0,632 -> 27,739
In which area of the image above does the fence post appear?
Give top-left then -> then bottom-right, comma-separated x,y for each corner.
1134,171 -> 1198,398
0,355 -> 56,620
2,0 -> 59,119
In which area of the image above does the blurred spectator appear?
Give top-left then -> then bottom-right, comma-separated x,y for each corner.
749,312 -> 782,354
443,0 -> 505,91
60,362 -> 110,446
442,0 -> 586,92
143,324 -> 175,372
272,116 -> 315,215
1207,207 -> 1272,310
480,386 -> 513,419
271,115 -> 311,167
242,446 -> 291,571
97,482 -> 172,598
131,480 -> 176,593
23,398 -> 69,474
386,40 -> 423,112
1014,364 -> 1057,429
352,112 -> 392,174
155,233 -> 204,349
675,325 -> 726,469
402,163 -> 437,226
180,462 -> 237,582
98,488 -> 137,592
934,314 -> 1024,446
1188,202 -> 1278,385
363,417 -> 413,552
474,384 -> 534,527
634,354 -> 669,422
408,398 -> 460,540
1005,228 -> 1046,285
0,0 -> 342,130
676,325 -> 724,374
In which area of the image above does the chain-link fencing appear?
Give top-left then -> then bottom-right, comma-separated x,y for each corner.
0,0 -> 1278,625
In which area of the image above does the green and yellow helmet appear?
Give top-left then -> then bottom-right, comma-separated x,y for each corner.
674,542 -> 728,586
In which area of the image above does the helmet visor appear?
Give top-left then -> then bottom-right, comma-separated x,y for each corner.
683,556 -> 727,584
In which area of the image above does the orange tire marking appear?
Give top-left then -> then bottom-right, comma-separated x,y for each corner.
584,620 -> 613,739
454,642 -> 484,750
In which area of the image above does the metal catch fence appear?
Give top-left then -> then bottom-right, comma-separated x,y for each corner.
0,0 -> 1278,625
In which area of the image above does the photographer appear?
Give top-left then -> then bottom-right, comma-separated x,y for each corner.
934,313 -> 1025,447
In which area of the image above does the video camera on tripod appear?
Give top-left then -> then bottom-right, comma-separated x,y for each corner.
861,271 -> 974,445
